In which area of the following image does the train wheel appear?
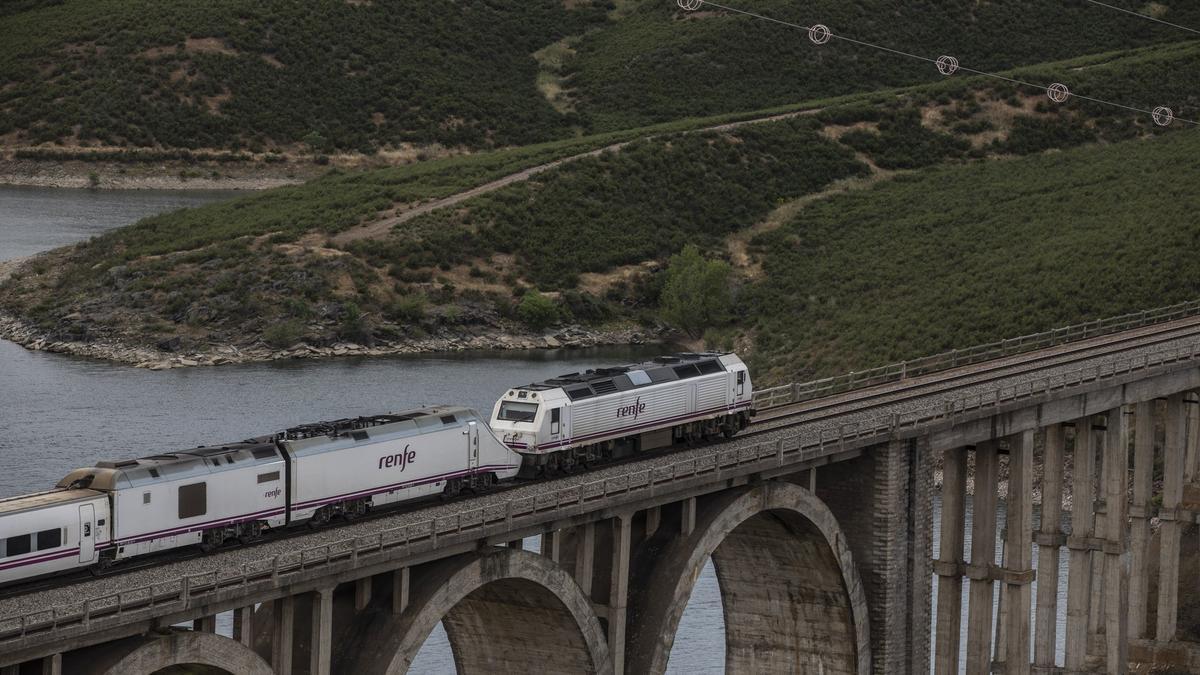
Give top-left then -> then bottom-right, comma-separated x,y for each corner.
442,478 -> 463,500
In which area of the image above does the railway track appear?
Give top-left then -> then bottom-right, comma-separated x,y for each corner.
744,313 -> 1200,437
4,313 -> 1200,604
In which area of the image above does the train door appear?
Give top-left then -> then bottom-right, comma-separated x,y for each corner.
466,421 -> 480,471
736,370 -> 746,398
78,504 -> 96,563
549,408 -> 562,444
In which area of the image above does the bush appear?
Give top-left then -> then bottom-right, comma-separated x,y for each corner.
337,303 -> 374,344
263,319 -> 305,348
385,295 -> 426,323
516,290 -> 560,330
659,245 -> 732,338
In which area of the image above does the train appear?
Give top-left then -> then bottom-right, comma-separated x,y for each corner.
0,352 -> 751,587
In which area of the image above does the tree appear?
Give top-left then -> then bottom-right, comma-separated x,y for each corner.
516,290 -> 560,331
660,245 -> 733,338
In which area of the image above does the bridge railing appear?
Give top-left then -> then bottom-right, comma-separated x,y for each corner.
3,338 -> 1198,646
750,299 -> 1200,409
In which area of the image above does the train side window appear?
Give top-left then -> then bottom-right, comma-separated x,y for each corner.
257,471 -> 280,483
736,370 -> 745,395
551,408 -> 561,435
143,492 -> 152,505
36,528 -> 62,551
5,534 -> 31,558
178,482 -> 208,519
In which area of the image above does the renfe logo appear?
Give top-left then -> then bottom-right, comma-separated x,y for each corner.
616,397 -> 646,420
379,444 -> 416,472
264,487 -> 282,499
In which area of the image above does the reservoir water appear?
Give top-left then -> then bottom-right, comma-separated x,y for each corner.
0,185 -> 1070,672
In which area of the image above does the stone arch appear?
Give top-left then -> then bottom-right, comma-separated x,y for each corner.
67,630 -> 274,675
335,548 -> 611,674
628,480 -> 871,675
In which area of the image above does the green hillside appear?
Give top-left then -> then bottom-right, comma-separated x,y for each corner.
0,0 -> 604,151
3,40 -> 1200,380
746,127 -> 1200,382
3,0 -> 1200,152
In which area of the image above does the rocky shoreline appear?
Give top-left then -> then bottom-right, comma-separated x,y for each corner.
0,158 -> 311,191
0,311 -> 660,370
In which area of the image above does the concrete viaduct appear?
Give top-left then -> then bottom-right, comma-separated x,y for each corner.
4,306 -> 1200,674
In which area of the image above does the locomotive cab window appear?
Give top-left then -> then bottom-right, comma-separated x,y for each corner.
498,401 -> 538,423
550,408 -> 561,435
178,482 -> 208,519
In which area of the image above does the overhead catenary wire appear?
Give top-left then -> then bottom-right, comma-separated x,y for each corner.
1080,0 -> 1200,37
677,0 -> 1199,127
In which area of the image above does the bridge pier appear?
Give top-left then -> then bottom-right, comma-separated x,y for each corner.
817,437 -> 932,675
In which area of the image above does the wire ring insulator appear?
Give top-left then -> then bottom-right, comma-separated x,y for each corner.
1152,106 -> 1175,126
808,24 -> 832,45
1047,83 -> 1070,103
677,0 -> 703,10
936,55 -> 959,76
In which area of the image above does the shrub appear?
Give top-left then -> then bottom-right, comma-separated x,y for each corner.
263,319 -> 305,349
659,245 -> 732,338
516,290 -> 560,330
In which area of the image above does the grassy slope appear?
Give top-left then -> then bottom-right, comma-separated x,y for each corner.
746,127 -> 1200,383
353,117 -> 868,289
3,40 -> 1200,377
3,0 -> 1200,152
0,0 -> 604,151
567,0 -> 1200,131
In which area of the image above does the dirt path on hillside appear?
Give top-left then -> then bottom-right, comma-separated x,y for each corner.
331,108 -> 823,245
726,156 -> 895,278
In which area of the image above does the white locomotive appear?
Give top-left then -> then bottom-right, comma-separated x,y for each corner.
1,406 -> 520,586
0,353 -> 753,586
490,352 -> 752,474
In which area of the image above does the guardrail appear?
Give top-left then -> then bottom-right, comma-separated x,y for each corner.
4,338 -> 1198,647
750,299 -> 1200,410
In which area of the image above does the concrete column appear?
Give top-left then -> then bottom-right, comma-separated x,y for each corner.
993,537 -> 1008,668
1103,407 -> 1130,674
194,614 -> 217,633
1128,401 -> 1155,639
1004,429 -> 1034,674
908,436 -> 934,675
965,441 -> 999,675
541,529 -> 562,562
575,521 -> 595,599
1088,420 -> 1107,656
234,605 -> 255,648
934,446 -> 968,675
310,587 -> 333,675
272,595 -> 295,675
1034,424 -> 1066,668
1186,394 -> 1200,482
393,567 -> 410,615
609,514 -> 632,675
1157,394 -> 1187,642
681,497 -> 696,537
1064,418 -> 1096,672
355,576 -> 372,611
645,506 -> 661,539
41,654 -> 61,675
